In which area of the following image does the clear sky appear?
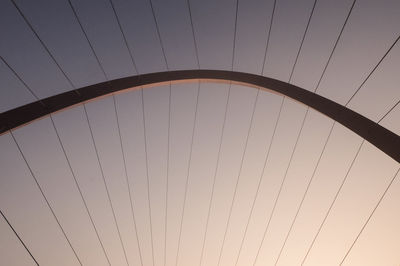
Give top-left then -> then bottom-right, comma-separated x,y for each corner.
0,0 -> 399,265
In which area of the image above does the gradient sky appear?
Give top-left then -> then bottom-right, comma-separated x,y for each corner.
0,0 -> 399,265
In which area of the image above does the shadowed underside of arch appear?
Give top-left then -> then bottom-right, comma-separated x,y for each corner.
1,69 -> 399,162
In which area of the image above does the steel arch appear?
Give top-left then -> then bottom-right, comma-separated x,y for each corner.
1,70 -> 399,162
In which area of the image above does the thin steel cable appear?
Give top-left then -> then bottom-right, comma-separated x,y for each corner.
276,99 -> 400,266
149,0 -> 169,70
233,0 -> 278,264
66,0 -> 108,80
276,31 -> 400,266
301,139 -> 365,265
83,105 -> 131,266
288,0 -> 317,83
108,0 -> 149,261
216,88 -> 260,266
252,108 -> 309,265
113,96 -> 144,266
10,0 -> 79,96
319,77 -> 399,266
346,34 -> 400,106
340,167 -> 400,265
3,31 -> 111,263
174,1 -> 201,265
230,0 -> 239,69
49,115 -> 111,265
252,1 -> 318,253
164,87 -> 172,266
275,32 -> 400,265
108,0 -> 138,73
253,1 -> 355,264
1,54 -> 84,265
148,2 -> 172,265
0,56 -> 43,106
261,0 -> 277,76
0,209 -> 39,265
10,131 -> 82,265
314,0 -> 356,93
140,88 -> 156,266
299,32 -> 400,265
107,0 -> 183,263
187,0 -> 201,69
234,97 -> 284,266
198,86 -> 231,266
198,0 -> 238,265
68,2 -> 142,265
9,5 -> 114,262
215,4 -> 268,260
274,121 -> 335,265
174,83 -> 201,266
378,99 -> 400,123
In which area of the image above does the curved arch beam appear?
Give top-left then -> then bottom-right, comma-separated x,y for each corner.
1,70 -> 399,162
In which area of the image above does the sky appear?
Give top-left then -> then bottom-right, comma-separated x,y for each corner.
0,0 -> 399,265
